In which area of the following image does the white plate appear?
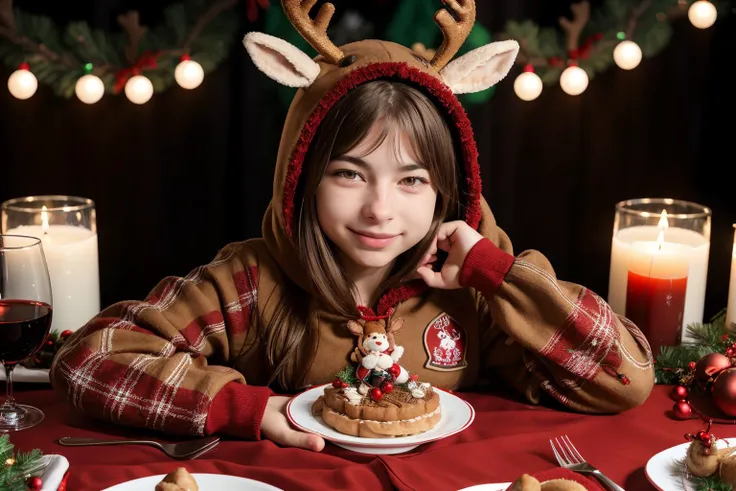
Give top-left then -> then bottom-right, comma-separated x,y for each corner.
102,473 -> 283,491
287,383 -> 475,455
0,366 -> 49,383
457,483 -> 511,491
645,436 -> 736,490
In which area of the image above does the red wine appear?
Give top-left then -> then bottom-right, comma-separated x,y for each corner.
0,299 -> 52,365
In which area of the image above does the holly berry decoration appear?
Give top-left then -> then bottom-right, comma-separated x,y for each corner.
370,387 -> 383,401
685,419 -> 715,455
688,361 -> 697,372
670,385 -> 689,402
26,476 -> 43,491
381,381 -> 393,394
332,378 -> 342,388
409,373 -> 419,382
673,400 -> 693,420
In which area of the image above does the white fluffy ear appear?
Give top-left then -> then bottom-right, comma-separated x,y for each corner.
243,32 -> 320,88
440,40 -> 520,94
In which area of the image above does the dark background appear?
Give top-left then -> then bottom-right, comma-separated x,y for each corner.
1,0 -> 734,321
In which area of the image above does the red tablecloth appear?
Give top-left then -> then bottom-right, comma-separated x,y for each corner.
13,384 -> 698,490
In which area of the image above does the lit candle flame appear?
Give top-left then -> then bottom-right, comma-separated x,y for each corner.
656,209 -> 669,251
41,205 -> 49,233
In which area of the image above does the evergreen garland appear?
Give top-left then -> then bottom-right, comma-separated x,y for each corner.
654,309 -> 730,385
500,0 -> 729,86
0,0 -> 244,98
0,435 -> 44,491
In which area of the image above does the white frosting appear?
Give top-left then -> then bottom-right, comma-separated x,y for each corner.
407,381 -> 433,399
342,387 -> 364,405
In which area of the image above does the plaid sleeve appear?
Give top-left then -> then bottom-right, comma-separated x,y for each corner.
464,238 -> 655,414
50,241 -> 273,440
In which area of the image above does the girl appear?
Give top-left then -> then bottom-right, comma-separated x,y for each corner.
51,0 -> 654,453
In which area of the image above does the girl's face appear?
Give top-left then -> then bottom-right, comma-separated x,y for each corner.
316,123 -> 438,274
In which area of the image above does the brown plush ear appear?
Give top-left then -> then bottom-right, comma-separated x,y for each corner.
507,474 -> 542,491
539,479 -> 588,491
387,317 -> 404,334
347,320 -> 365,336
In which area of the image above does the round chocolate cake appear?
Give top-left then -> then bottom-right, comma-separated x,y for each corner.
312,381 -> 441,438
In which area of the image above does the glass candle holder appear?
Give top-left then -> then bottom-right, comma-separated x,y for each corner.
727,225 -> 736,332
608,198 -> 711,355
1,196 -> 100,334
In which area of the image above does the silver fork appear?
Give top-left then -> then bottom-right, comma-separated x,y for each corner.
550,435 -> 625,491
57,435 -> 220,460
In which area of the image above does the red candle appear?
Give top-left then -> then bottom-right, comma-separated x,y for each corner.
624,217 -> 691,357
626,271 -> 687,357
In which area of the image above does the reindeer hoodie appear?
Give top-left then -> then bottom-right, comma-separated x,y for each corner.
51,0 -> 654,440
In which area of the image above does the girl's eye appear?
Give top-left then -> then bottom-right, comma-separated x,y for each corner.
335,170 -> 362,181
401,176 -> 429,187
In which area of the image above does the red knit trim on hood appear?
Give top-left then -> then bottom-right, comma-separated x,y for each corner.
282,63 -> 482,315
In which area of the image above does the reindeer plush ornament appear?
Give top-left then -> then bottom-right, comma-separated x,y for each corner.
347,315 -> 410,395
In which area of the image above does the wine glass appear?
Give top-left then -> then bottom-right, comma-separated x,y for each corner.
0,235 -> 53,432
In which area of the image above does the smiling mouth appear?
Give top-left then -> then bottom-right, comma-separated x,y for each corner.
349,229 -> 400,249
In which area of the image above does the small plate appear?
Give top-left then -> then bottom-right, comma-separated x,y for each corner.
102,473 -> 282,491
456,483 -> 511,491
286,383 -> 475,455
645,436 -> 736,490
0,366 -> 49,383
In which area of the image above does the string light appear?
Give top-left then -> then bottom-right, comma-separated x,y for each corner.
75,63 -> 105,104
688,0 -> 718,29
174,54 -> 204,90
613,40 -> 643,70
513,65 -> 543,101
559,63 -> 589,96
124,73 -> 153,104
7,62 -> 38,100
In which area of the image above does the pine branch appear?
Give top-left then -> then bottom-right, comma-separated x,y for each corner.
182,0 -> 239,50
559,1 -> 591,53
117,11 -> 147,65
0,435 -> 44,491
0,0 -> 13,32
626,0 -> 654,39
336,365 -> 359,385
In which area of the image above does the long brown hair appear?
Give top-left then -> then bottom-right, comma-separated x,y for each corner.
263,81 -> 461,389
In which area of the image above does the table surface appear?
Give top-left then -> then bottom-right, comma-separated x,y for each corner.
11,383 -> 703,490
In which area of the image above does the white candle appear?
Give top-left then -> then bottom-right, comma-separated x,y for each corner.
5,224 -> 100,333
609,225 -> 709,342
727,226 -> 736,331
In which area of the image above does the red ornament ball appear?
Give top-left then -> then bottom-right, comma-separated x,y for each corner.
688,361 -> 697,372
26,476 -> 43,491
60,329 -> 73,340
381,382 -> 393,394
713,368 -> 736,416
370,387 -> 383,401
673,400 -> 692,420
694,353 -> 732,387
670,385 -> 689,402
332,378 -> 342,389
409,373 -> 419,382
388,364 -> 400,378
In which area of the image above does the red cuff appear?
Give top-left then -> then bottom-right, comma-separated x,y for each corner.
459,238 -> 515,295
205,382 -> 274,440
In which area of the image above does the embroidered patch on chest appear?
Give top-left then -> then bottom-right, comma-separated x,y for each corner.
423,313 -> 467,371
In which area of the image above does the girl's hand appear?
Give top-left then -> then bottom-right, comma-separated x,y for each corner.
260,396 -> 325,451
416,221 -> 483,290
